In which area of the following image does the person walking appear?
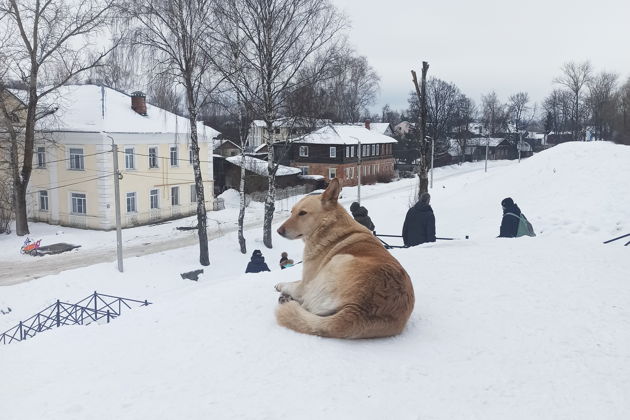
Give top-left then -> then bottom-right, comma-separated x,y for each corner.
245,249 -> 271,273
350,202 -> 375,232
402,192 -> 436,247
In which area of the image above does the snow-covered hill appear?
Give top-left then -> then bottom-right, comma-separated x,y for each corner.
1,142 -> 629,419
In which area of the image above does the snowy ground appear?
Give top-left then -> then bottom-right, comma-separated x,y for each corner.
1,142 -> 629,419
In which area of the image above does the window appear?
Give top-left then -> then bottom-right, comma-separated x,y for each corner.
69,148 -> 84,170
150,189 -> 159,209
170,145 -> 178,167
171,186 -> 180,206
189,147 -> 194,164
363,145 -> 368,157
190,184 -> 197,203
376,144 -> 380,155
125,148 -> 135,170
345,167 -> 354,179
351,146 -> 355,158
328,167 -> 337,179
329,147 -> 336,158
345,146 -> 350,158
299,146 -> 309,157
37,147 -> 46,168
71,193 -> 86,214
126,192 -> 137,213
39,191 -> 48,211
299,166 -> 309,175
149,147 -> 159,168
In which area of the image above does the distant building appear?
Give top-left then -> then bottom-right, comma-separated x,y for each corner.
274,124 -> 397,186
246,117 -> 330,150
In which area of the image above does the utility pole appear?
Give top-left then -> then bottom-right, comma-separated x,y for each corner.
108,135 -> 124,273
357,140 -> 362,205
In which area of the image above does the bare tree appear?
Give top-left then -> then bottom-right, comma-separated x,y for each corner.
453,94 -> 476,164
543,89 -> 573,134
125,0 -> 224,266
481,92 -> 507,135
0,0 -> 119,236
411,61 -> 429,195
587,71 -> 618,140
615,77 -> 630,145
554,60 -> 592,141
213,0 -> 347,248
147,72 -> 182,115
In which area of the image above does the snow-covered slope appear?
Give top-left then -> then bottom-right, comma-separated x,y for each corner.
1,142 -> 629,419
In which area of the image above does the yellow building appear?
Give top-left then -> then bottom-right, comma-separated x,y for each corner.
24,85 -> 216,230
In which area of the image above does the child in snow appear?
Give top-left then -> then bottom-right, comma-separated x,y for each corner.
245,250 -> 271,273
279,252 -> 294,269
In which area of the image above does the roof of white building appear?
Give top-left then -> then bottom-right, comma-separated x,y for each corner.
10,85 -> 221,137
225,155 -> 300,177
293,124 -> 398,145
251,117 -> 331,128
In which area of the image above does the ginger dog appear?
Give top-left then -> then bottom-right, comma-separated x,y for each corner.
275,178 -> 415,339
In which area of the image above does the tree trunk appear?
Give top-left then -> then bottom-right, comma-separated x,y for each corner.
412,61 -> 429,197
237,155 -> 247,254
186,88 -> 210,266
263,121 -> 276,249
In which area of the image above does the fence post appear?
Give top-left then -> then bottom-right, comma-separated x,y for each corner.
56,300 -> 60,327
94,291 -> 98,320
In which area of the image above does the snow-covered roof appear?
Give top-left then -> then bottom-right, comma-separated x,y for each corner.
225,155 -> 300,177
10,85 -> 222,137
293,124 -> 398,145
213,139 -> 241,151
253,143 -> 268,153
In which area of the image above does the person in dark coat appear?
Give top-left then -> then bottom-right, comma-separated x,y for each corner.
402,192 -> 436,247
350,202 -> 375,232
498,197 -> 522,238
245,249 -> 271,273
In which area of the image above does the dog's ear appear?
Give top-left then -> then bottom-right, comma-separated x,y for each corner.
321,178 -> 341,207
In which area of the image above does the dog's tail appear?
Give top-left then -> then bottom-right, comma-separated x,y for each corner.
275,301 -> 408,339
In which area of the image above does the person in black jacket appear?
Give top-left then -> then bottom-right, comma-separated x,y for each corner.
245,249 -> 271,273
350,202 -> 375,232
402,192 -> 436,247
498,197 -> 522,238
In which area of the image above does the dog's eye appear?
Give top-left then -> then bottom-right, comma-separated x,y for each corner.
298,210 -> 307,216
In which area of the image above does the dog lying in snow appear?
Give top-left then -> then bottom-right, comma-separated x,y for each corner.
275,178 -> 415,339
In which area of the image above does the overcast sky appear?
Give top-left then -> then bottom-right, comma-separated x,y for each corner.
332,0 -> 630,115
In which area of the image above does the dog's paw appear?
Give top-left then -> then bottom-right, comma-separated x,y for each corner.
278,293 -> 294,304
274,282 -> 285,293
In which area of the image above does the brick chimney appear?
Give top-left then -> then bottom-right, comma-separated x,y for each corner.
131,91 -> 147,116
364,118 -> 371,130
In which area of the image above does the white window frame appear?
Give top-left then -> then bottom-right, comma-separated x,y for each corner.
329,146 -> 336,158
126,192 -> 137,213
69,148 -> 84,170
150,189 -> 159,209
345,146 -> 349,158
190,184 -> 197,203
350,146 -> 355,158
124,147 -> 135,170
299,145 -> 309,157
39,190 -> 48,211
376,144 -> 380,155
371,144 -> 376,155
71,192 -> 87,215
171,186 -> 180,206
37,147 -> 46,168
148,146 -> 159,169
170,145 -> 178,167
328,167 -> 337,179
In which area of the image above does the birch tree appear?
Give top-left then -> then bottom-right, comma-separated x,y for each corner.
125,0 -> 223,266
213,0 -> 346,248
554,61 -> 592,141
0,0 -> 119,236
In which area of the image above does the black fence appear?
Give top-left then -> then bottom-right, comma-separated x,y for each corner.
0,292 -> 152,345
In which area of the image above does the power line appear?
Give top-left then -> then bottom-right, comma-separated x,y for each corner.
119,149 -> 215,165
28,173 -> 113,194
39,150 -> 110,165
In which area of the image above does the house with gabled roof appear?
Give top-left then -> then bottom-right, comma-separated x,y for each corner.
274,124 -> 397,186
16,84 -> 219,230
